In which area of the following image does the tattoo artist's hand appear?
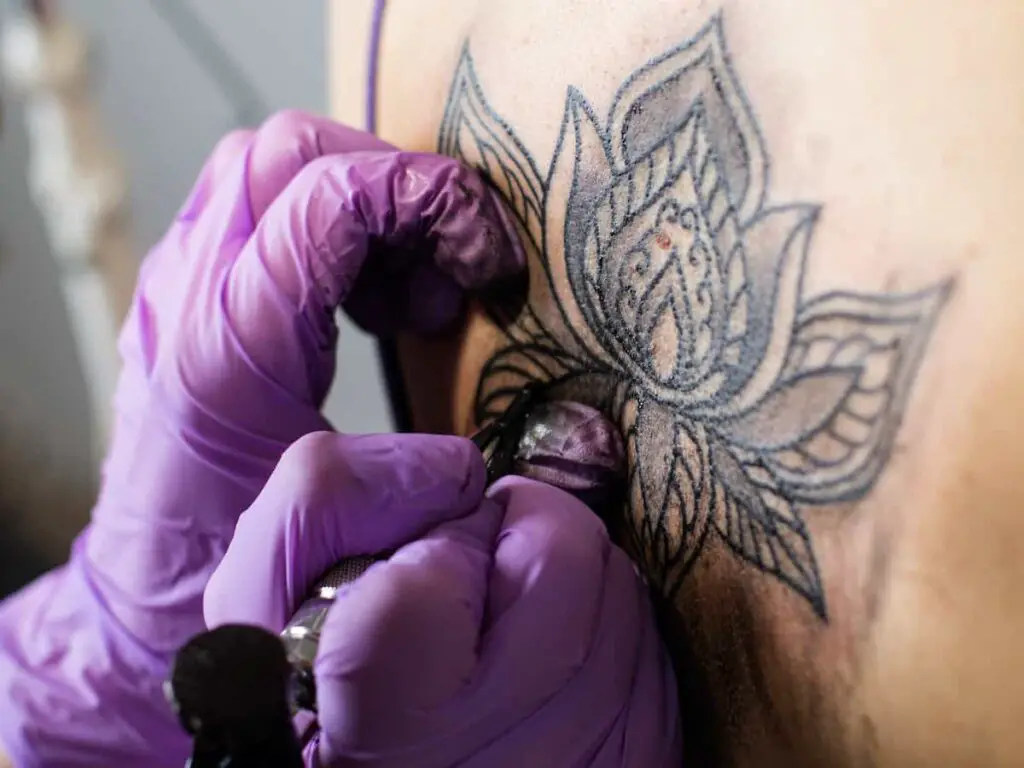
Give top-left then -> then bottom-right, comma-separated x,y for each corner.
0,111 -> 523,767
206,459 -> 682,767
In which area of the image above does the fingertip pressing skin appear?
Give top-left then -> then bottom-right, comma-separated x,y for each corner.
235,150 -> 526,338
418,153 -> 527,290
217,140 -> 530,416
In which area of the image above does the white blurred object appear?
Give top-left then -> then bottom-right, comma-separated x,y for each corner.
1,4 -> 137,464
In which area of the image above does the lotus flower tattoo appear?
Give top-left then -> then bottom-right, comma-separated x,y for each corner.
438,15 -> 951,619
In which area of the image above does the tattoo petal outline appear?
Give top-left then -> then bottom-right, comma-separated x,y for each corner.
736,284 -> 953,504
438,14 -> 953,620
438,48 -> 546,254
608,14 -> 768,220
708,441 -> 826,617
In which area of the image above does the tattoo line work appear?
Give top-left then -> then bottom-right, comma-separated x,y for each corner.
438,14 -> 952,620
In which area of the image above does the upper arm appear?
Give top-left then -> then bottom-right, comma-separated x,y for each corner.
327,0 -> 373,128
332,2 -> 1024,764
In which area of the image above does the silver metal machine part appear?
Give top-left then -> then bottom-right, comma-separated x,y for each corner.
280,554 -> 380,713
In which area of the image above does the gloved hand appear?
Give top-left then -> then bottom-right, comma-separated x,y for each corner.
0,111 -> 523,767
205,434 -> 683,767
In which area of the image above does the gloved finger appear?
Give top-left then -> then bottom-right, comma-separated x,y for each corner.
341,247 -> 467,335
170,112 -> 394,284
203,431 -> 487,632
176,128 -> 255,223
451,478 -> 617,738
310,477 -> 614,764
179,112 -> 393,226
312,498 -> 504,763
246,110 -> 394,220
470,533 -> 682,767
135,127 -> 255,296
222,151 -> 525,407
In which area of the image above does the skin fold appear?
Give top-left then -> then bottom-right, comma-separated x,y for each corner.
332,1 -> 1024,766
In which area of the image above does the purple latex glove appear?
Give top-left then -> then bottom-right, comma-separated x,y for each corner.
205,437 -> 682,767
0,111 -> 523,767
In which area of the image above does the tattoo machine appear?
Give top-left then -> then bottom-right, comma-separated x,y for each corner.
166,383 -> 625,765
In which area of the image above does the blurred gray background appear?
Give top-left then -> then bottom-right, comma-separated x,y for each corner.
0,0 -> 391,593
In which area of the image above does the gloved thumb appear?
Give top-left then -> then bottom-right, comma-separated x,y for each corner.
308,477 -> 622,767
311,498 -> 503,762
203,431 -> 487,632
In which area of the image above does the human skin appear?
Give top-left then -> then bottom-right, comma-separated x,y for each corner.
0,3 -> 1019,767
331,2 -> 1024,766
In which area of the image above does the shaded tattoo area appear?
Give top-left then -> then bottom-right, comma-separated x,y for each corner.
438,14 -> 951,620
